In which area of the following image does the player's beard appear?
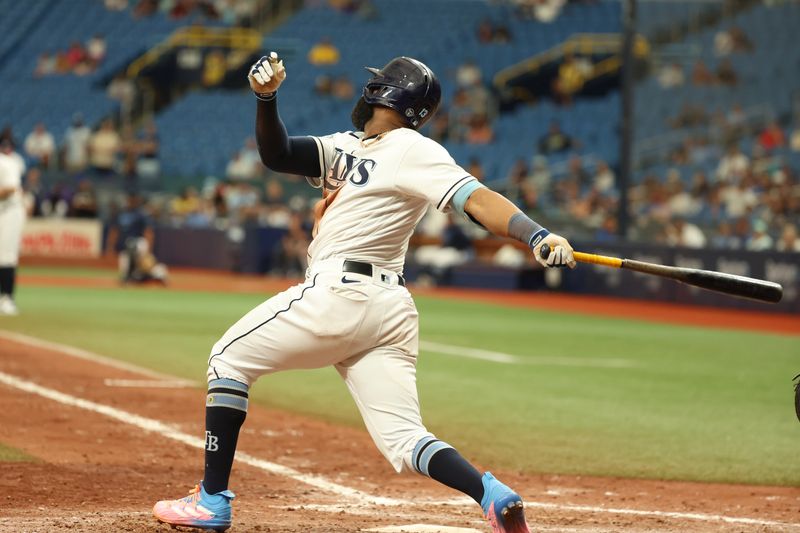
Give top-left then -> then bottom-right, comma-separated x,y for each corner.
350,96 -> 374,131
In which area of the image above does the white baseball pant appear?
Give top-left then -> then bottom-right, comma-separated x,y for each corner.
207,258 -> 434,473
0,204 -> 25,266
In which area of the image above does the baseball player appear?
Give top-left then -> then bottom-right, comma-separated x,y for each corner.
0,137 -> 26,316
154,54 -> 576,533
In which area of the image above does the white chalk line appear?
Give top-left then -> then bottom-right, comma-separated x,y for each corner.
420,340 -> 635,368
0,330 -> 196,385
103,378 -> 195,388
0,333 -> 797,529
0,370 -> 402,507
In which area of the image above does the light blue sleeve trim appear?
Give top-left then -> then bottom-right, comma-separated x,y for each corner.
449,180 -> 484,217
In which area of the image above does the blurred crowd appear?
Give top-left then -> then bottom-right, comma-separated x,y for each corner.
34,35 -> 106,77
104,0 -> 260,26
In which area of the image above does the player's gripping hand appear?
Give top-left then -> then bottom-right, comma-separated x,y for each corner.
533,233 -> 576,269
248,52 -> 286,98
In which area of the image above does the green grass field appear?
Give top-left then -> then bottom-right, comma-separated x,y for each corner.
4,275 -> 799,486
0,442 -> 35,462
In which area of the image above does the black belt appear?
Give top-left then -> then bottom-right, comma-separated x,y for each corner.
343,260 -> 405,286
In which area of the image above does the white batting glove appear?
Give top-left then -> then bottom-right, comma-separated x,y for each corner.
533,233 -> 576,269
248,52 -> 286,99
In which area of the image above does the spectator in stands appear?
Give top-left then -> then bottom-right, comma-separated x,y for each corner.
776,223 -> 800,252
89,119 -> 121,177
448,89 -> 472,143
308,37 -> 340,66
241,137 -> 261,169
24,123 -> 56,168
711,220 -> 740,249
746,219 -> 773,251
691,59 -> 715,86
504,158 -> 529,204
456,60 -> 482,88
272,210 -> 312,276
428,112 -> 450,144
22,167 -> 45,217
791,125 -> 800,152
665,170 -> 700,218
538,121 -> 574,154
565,155 -> 590,188
730,26 -> 754,53
721,175 -> 757,218
527,154 -> 551,191
553,55 -> 586,105
657,62 -> 685,88
63,113 -> 91,174
64,41 -> 87,71
467,157 -> 485,182
716,59 -> 738,86
133,0 -> 158,17
331,75 -> 355,101
105,0 -> 128,9
592,160 -> 615,193
170,187 -> 202,219
666,217 -> 706,248
466,114 -> 494,145
476,18 -> 494,44
226,152 -> 255,181
714,28 -> 734,56
314,74 -> 333,97
86,34 -> 107,68
34,52 -> 57,77
135,122 -> 160,180
716,145 -> 749,182
69,179 -> 98,218
107,75 -> 137,118
42,181 -> 72,218
493,21 -> 512,44
669,102 -> 707,129
758,121 -> 786,152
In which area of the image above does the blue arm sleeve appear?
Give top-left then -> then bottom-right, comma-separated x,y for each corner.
449,180 -> 484,218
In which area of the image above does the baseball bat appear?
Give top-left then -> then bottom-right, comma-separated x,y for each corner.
539,244 -> 783,304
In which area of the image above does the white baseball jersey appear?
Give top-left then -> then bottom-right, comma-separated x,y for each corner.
0,150 -> 26,266
308,128 -> 477,273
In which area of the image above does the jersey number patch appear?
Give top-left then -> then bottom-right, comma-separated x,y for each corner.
325,149 -> 377,191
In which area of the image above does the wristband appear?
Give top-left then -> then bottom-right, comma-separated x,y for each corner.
254,91 -> 276,102
508,212 -> 549,250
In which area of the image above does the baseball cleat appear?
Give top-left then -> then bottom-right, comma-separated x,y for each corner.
153,483 -> 234,532
480,472 -> 531,533
0,296 -> 18,316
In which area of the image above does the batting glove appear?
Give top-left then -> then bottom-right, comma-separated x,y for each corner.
533,233 -> 576,269
248,52 -> 286,100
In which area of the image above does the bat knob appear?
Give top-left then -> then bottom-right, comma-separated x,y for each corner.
539,243 -> 551,260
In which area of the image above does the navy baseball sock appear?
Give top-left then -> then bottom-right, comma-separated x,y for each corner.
203,378 -> 248,495
412,436 -> 484,504
0,267 -> 12,296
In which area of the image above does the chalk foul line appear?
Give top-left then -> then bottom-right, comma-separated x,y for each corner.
419,340 -> 635,368
0,333 -> 796,529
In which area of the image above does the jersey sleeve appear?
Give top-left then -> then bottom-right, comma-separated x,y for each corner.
309,132 -> 354,188
396,137 -> 477,212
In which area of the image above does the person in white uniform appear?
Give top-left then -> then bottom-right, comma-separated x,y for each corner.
0,137 -> 26,316
154,54 -> 576,533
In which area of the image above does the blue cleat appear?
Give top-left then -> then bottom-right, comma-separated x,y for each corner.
480,472 -> 531,533
153,482 -> 234,532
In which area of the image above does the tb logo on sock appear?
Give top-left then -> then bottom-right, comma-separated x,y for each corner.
205,431 -> 219,452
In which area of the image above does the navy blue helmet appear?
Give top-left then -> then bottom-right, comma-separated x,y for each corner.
362,57 -> 441,129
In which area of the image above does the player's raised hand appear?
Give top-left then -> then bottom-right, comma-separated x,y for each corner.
248,52 -> 286,96
534,233 -> 576,269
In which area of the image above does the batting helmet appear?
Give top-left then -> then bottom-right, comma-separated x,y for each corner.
362,57 -> 441,129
